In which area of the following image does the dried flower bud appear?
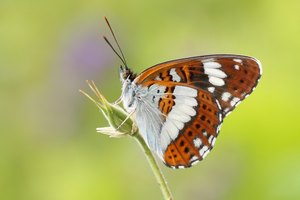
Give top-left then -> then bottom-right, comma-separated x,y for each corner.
80,80 -> 134,137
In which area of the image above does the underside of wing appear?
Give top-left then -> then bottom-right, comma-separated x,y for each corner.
135,54 -> 262,117
133,54 -> 262,168
161,86 -> 223,168
138,81 -> 223,168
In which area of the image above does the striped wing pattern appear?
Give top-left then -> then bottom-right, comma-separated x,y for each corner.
133,54 -> 261,168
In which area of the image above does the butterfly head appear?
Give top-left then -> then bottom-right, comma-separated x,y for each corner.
119,65 -> 138,113
119,65 -> 136,83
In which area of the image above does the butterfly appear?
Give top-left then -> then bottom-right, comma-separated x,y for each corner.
104,18 -> 262,169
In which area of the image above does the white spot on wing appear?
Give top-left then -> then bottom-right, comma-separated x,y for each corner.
174,96 -> 197,107
171,118 -> 184,130
160,129 -> 171,151
176,103 -> 197,116
225,110 -> 232,117
193,137 -> 202,148
203,61 -> 222,68
208,135 -> 214,144
217,124 -> 222,133
163,119 -> 179,140
234,65 -> 240,70
212,137 -> 216,146
216,99 -> 222,110
168,108 -> 191,123
219,113 -> 222,121
209,76 -> 225,86
173,86 -> 197,97
230,97 -> 240,106
233,59 -> 242,63
204,68 -> 227,78
190,156 -> 198,162
191,160 -> 199,166
199,145 -> 209,157
170,68 -> 181,82
208,87 -> 215,93
221,92 -> 231,102
202,149 -> 210,159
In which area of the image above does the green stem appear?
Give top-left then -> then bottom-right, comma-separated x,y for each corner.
133,132 -> 174,200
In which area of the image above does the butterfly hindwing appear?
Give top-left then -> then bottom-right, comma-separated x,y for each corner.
162,86 -> 222,168
139,81 -> 222,168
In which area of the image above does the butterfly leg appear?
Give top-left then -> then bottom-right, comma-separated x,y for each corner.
116,110 -> 135,131
112,95 -> 123,105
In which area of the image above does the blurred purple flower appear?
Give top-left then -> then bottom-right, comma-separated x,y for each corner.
41,19 -> 117,137
56,20 -> 112,79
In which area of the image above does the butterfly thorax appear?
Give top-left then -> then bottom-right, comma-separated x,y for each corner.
121,79 -> 136,113
120,66 -> 144,113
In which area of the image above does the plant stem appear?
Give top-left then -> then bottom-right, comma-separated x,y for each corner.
133,132 -> 174,200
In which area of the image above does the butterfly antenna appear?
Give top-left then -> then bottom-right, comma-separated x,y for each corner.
103,36 -> 127,67
104,17 -> 128,68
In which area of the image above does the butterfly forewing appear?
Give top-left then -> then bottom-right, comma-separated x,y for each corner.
132,54 -> 261,168
135,55 -> 262,117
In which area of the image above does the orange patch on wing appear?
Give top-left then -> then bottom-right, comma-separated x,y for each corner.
158,86 -> 175,115
163,89 -> 222,168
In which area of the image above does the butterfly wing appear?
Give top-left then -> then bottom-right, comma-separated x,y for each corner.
135,54 -> 262,117
133,54 -> 262,168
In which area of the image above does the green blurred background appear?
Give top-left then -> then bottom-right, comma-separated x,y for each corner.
1,0 -> 300,199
